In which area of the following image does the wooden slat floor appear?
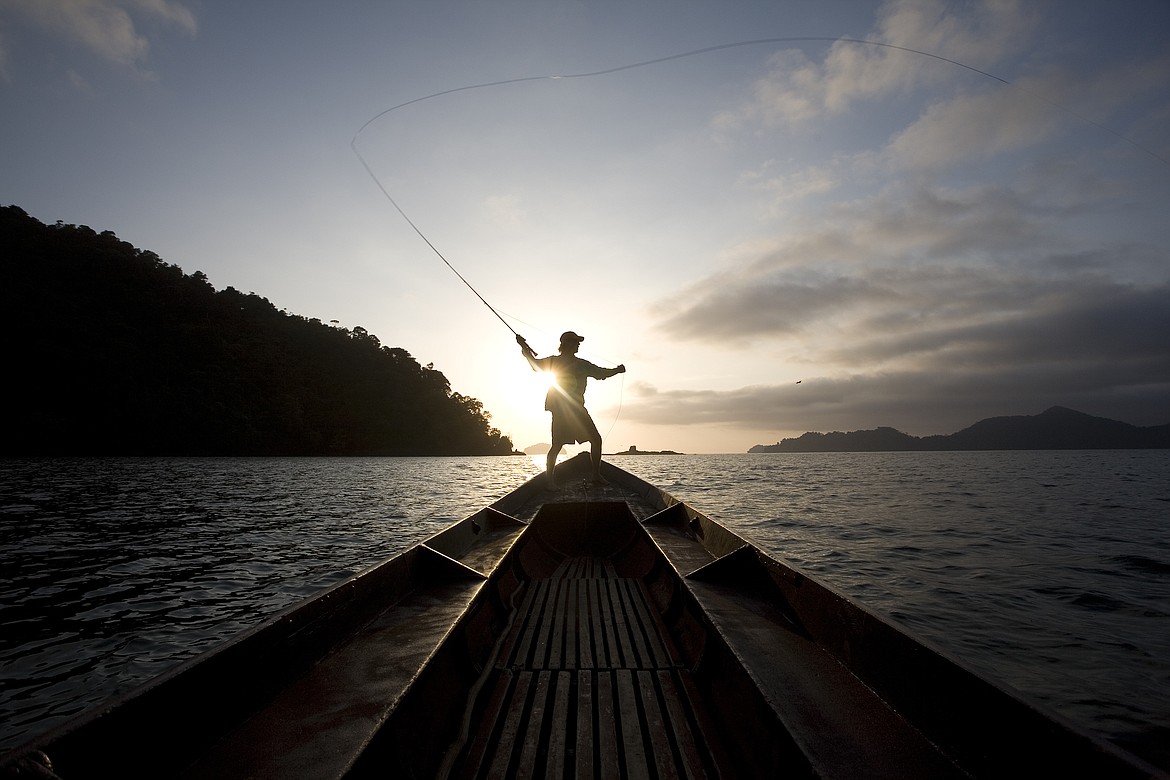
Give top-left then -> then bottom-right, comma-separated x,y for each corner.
452,558 -> 731,779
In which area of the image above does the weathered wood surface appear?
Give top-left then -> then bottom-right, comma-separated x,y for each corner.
451,556 -> 731,779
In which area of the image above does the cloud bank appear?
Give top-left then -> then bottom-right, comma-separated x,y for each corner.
637,0 -> 1170,438
0,0 -> 196,80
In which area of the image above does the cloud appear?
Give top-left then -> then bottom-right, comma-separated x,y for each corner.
625,281 -> 1170,436
883,75 -> 1063,170
648,0 -> 1170,444
127,0 -> 196,34
881,50 -> 1170,171
823,277 -> 1170,371
624,369 -> 1170,439
738,161 -> 839,213
659,182 -> 1170,361
0,0 -> 195,77
714,0 -> 1038,132
644,167 -> 1170,437
655,180 -> 1098,344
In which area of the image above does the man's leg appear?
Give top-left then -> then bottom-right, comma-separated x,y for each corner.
588,433 -> 605,482
546,441 -> 565,488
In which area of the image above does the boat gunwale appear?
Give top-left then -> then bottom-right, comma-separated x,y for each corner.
605,459 -> 1166,779
0,493 -> 535,777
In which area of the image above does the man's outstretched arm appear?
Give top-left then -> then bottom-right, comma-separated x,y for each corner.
516,334 -> 542,371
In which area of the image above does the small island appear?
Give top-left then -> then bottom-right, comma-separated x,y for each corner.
609,445 -> 685,455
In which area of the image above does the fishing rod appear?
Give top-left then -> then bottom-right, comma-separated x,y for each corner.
349,148 -> 519,338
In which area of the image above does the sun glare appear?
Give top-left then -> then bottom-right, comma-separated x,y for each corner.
536,370 -> 558,391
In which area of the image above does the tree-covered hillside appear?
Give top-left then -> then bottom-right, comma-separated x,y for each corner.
1,206 -> 516,456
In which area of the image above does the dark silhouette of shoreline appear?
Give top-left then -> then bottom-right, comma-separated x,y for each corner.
1,205 -> 516,456
750,407 -> 1170,452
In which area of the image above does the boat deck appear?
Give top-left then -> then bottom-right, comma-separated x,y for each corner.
451,556 -> 730,778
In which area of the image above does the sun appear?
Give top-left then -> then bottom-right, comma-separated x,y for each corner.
526,366 -> 558,393
537,369 -> 558,391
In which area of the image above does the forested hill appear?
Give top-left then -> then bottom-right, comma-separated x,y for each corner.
1,205 -> 516,456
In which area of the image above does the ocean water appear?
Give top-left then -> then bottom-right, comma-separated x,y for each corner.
1,452 -> 1167,770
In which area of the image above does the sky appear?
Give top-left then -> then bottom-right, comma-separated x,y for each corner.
2,0 -> 1168,453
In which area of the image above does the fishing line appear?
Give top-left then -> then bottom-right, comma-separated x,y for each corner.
352,35 -> 1166,327
351,35 -> 1165,443
350,37 -> 1003,336
350,148 -> 520,338
349,37 -> 1015,446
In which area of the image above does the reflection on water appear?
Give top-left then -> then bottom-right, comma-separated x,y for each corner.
1,452 -> 1167,770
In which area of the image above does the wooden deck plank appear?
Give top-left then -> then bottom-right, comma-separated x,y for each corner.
537,581 -> 559,667
605,580 -> 631,668
613,580 -> 643,668
616,670 -> 650,779
545,672 -> 571,778
639,670 -> 681,780
575,670 -> 594,780
549,582 -> 568,669
485,672 -> 530,779
532,582 -> 555,669
565,579 -> 580,669
503,581 -> 543,668
590,579 -> 611,668
630,581 -> 674,668
575,579 -> 592,669
597,671 -> 620,780
516,671 -> 550,779
619,579 -> 658,669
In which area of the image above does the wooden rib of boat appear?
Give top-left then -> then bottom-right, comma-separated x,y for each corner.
1,453 -> 1163,779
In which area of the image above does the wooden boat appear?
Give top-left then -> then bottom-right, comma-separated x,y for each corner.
1,454 -> 1163,779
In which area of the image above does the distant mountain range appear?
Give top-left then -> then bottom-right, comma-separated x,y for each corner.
749,407 -> 1170,452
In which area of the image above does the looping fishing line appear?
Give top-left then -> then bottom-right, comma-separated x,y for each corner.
351,36 -> 1168,442
352,34 -> 1167,325
349,36 -> 1014,336
350,38 -> 970,441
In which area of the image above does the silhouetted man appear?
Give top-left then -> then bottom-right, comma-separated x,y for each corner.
518,331 -> 625,488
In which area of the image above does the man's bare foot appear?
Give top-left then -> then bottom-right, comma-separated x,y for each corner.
588,473 -> 608,485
